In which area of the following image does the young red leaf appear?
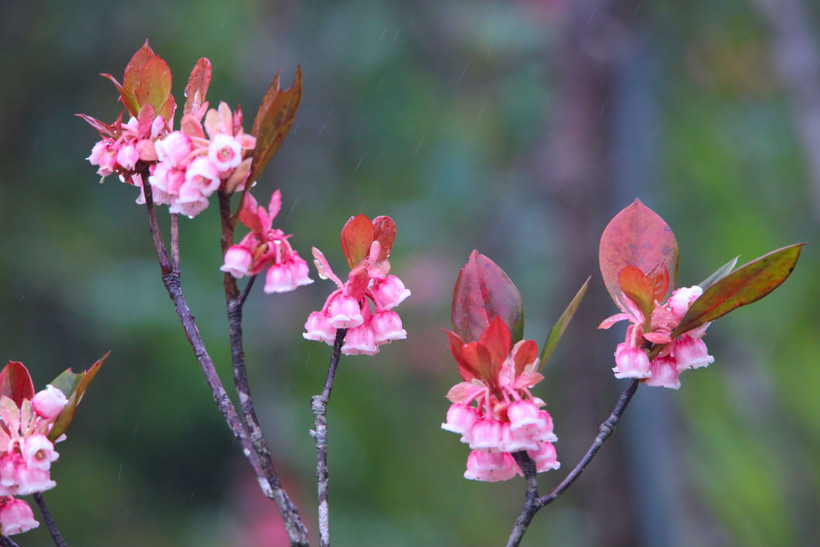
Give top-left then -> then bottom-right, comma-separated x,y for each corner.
184,58 -> 212,115
451,251 -> 524,344
540,277 -> 589,367
124,42 -> 173,121
49,352 -> 108,442
341,214 -> 375,268
599,199 -> 679,305
372,216 -> 396,261
619,265 -> 655,323
75,114 -> 116,138
248,67 -> 302,184
671,244 -> 803,338
646,262 -> 670,303
0,361 -> 35,408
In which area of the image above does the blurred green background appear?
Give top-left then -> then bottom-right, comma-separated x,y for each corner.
1,0 -> 818,545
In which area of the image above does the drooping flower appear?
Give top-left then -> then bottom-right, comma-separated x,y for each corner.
0,497 -> 39,536
303,215 -> 409,356
219,190 -> 313,293
443,317 -> 559,481
599,273 -> 714,389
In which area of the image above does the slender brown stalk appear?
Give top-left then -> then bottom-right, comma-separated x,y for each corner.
33,493 -> 66,547
311,328 -> 347,547
217,191 -> 309,545
506,379 -> 640,547
140,173 -> 308,546
0,535 -> 18,547
170,213 -> 180,272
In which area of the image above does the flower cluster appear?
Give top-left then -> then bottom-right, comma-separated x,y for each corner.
221,190 -> 313,293
443,318 -> 559,482
599,285 -> 713,389
303,215 -> 410,356
82,43 -> 257,218
0,384 -> 68,535
143,103 -> 255,218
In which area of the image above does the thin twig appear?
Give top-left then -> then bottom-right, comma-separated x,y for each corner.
140,174 -> 309,546
217,191 -> 309,546
33,493 -> 67,547
170,213 -> 180,272
505,379 -> 640,547
0,535 -> 19,547
311,328 -> 347,547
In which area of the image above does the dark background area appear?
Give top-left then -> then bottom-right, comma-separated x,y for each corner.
0,0 -> 818,545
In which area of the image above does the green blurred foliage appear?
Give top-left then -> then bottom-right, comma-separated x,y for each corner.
0,0 -> 817,545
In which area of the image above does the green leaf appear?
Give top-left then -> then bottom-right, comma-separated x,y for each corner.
49,352 -> 108,442
672,244 -> 803,338
451,251 -> 524,344
540,277 -> 589,367
599,199 -> 679,306
698,256 -> 739,292
248,67 -> 302,185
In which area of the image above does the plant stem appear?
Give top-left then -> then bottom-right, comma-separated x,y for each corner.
33,493 -> 66,547
311,328 -> 347,547
140,175 -> 309,546
0,536 -> 18,547
505,379 -> 640,547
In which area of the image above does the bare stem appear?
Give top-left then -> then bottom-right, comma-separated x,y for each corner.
140,175 -> 308,546
505,379 -> 640,547
33,493 -> 67,547
170,213 -> 180,272
218,191 -> 309,546
311,328 -> 347,547
0,536 -> 18,547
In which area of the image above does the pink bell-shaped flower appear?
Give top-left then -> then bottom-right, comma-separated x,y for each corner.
613,343 -> 651,379
645,356 -> 681,390
441,404 -> 480,442
31,386 -> 67,421
674,335 -> 714,370
464,450 -> 519,482
342,323 -> 378,356
303,312 -> 338,345
0,497 -> 39,536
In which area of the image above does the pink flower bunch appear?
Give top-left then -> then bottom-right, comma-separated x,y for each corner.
220,190 -> 313,293
0,384 -> 68,535
443,318 -> 559,482
143,102 -> 256,218
84,106 -> 169,186
599,285 -> 713,389
303,215 -> 410,356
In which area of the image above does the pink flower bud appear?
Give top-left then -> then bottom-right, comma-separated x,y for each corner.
155,131 -> 192,167
185,157 -> 221,196
526,441 -> 560,473
220,246 -> 253,279
441,404 -> 479,441
613,344 -> 651,379
371,275 -> 411,310
31,385 -> 67,420
370,310 -> 407,345
0,497 -> 39,536
116,142 -> 140,171
303,312 -> 337,345
23,435 -> 58,472
673,335 -> 714,371
327,294 -> 364,329
645,356 -> 681,389
469,419 -> 505,452
209,133 -> 243,173
667,286 -> 703,320
341,323 -> 379,356
464,450 -> 518,482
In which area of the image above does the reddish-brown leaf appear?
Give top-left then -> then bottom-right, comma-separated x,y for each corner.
0,361 -> 34,407
248,67 -> 302,184
672,244 -> 803,337
184,58 -> 212,115
599,199 -> 679,305
619,265 -> 655,322
371,216 -> 396,261
340,214 -> 375,268
646,262 -> 670,303
451,251 -> 524,344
